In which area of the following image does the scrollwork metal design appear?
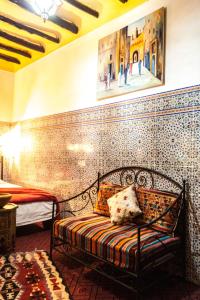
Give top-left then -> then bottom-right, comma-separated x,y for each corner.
135,170 -> 154,188
120,168 -> 154,188
89,186 -> 98,208
120,169 -> 136,186
62,183 -> 98,214
57,166 -> 182,220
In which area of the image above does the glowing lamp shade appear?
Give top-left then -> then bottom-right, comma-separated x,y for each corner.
32,0 -> 63,21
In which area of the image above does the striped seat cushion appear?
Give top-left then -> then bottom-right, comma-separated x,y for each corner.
54,213 -> 180,272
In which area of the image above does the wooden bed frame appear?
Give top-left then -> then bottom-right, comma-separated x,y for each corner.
50,166 -> 186,297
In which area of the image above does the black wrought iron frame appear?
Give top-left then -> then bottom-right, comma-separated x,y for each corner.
50,166 -> 186,297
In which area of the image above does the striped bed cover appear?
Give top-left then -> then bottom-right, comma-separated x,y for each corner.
54,213 -> 180,272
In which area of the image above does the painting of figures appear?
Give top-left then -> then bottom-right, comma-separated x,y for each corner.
97,7 -> 165,100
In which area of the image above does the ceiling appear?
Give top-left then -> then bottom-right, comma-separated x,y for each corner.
0,0 -> 146,72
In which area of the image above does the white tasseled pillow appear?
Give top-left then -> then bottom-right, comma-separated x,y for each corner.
107,184 -> 142,225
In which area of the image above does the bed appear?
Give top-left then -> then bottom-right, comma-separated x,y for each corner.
0,180 -> 58,227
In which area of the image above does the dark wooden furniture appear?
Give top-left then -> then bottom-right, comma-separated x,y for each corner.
0,203 -> 18,254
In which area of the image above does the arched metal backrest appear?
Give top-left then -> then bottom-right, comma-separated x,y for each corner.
98,166 -> 185,235
57,166 -> 185,234
98,166 -> 183,193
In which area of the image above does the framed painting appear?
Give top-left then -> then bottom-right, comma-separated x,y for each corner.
97,7 -> 165,100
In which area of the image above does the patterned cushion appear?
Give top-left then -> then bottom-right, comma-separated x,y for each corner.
136,188 -> 179,233
107,185 -> 142,225
94,182 -> 124,216
54,213 -> 181,271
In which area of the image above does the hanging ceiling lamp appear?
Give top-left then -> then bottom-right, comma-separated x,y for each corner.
32,0 -> 63,22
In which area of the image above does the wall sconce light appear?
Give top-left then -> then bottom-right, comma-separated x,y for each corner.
32,0 -> 63,22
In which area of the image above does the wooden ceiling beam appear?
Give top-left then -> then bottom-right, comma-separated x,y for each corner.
0,15 -> 60,43
64,0 -> 99,18
9,0 -> 79,34
0,53 -> 20,64
0,30 -> 45,53
0,42 -> 31,58
50,15 -> 78,33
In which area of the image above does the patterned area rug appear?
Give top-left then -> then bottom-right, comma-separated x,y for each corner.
0,250 -> 71,300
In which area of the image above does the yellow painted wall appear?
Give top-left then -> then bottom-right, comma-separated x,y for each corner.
11,0 -> 200,121
0,70 -> 14,122
13,37 -> 98,120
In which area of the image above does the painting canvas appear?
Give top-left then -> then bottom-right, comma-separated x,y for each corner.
97,7 -> 165,100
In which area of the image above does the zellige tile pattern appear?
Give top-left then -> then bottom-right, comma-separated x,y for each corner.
0,84 -> 200,284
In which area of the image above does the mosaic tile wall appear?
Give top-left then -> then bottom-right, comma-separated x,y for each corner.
1,85 -> 200,284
